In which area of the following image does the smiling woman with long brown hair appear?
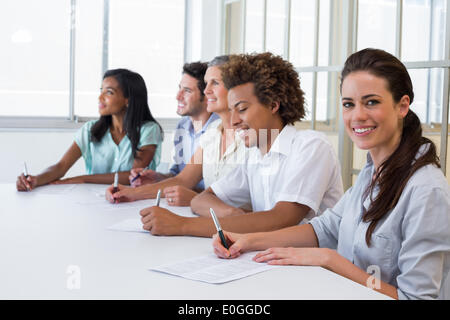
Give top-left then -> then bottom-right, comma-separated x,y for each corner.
212,48 -> 450,300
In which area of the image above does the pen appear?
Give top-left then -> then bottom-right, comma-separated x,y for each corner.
23,161 -> 30,191
112,172 -> 119,203
209,208 -> 229,250
155,189 -> 161,207
131,168 -> 146,183
23,161 -> 29,178
112,172 -> 119,193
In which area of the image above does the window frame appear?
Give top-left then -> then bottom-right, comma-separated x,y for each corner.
222,0 -> 450,188
0,0 -> 188,130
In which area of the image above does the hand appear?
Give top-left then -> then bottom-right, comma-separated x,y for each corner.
16,174 -> 38,191
50,176 -> 84,185
105,183 -> 137,203
140,206 -> 187,236
163,185 -> 197,207
252,247 -> 332,267
129,168 -> 164,187
212,231 -> 250,259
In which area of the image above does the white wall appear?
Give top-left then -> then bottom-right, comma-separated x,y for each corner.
0,128 -> 175,184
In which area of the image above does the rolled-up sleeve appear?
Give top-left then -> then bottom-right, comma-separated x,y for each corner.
309,188 -> 350,250
396,186 -> 450,300
211,164 -> 251,208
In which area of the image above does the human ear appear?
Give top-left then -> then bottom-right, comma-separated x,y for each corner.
271,101 -> 280,114
397,95 -> 410,119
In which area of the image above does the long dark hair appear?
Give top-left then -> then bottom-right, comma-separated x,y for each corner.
91,68 -> 163,158
340,48 -> 440,246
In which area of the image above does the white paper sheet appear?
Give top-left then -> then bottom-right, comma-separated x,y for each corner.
150,252 -> 278,284
107,218 -> 147,233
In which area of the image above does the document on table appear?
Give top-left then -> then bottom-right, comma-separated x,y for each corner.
150,252 -> 278,284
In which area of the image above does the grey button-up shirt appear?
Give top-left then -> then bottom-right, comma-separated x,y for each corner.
310,146 -> 450,299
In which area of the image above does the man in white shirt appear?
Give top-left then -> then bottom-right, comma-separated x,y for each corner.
139,52 -> 343,237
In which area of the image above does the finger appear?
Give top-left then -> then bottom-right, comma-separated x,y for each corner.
141,212 -> 153,224
17,176 -> 27,191
253,249 -> 274,261
267,258 -> 293,266
23,175 -> 32,190
212,235 -> 231,258
140,208 -> 150,217
143,220 -> 152,232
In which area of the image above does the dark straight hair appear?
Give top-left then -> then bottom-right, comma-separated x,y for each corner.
91,68 -> 163,158
340,48 -> 440,246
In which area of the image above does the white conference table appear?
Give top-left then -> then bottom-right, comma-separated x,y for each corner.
0,183 -> 390,300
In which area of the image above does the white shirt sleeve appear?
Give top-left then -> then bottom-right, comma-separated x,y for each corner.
309,188 -> 351,250
274,137 -> 342,215
210,163 -> 252,208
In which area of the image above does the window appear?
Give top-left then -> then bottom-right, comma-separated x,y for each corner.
0,0 -> 71,117
0,0 -> 185,121
223,0 -> 450,187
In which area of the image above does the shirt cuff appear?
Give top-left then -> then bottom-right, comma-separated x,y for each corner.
309,217 -> 337,249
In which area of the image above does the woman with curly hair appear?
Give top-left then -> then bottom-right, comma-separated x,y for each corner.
213,49 -> 450,300
137,52 -> 343,237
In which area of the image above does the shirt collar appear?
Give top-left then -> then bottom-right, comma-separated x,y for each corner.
266,125 -> 297,156
184,113 -> 220,136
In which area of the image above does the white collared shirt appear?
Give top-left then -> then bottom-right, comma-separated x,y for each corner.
211,125 -> 344,222
199,123 -> 248,189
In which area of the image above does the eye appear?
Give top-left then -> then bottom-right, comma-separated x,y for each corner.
342,101 -> 354,108
366,99 -> 379,106
238,107 -> 247,113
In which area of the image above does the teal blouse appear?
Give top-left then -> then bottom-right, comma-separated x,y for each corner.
74,120 -> 162,174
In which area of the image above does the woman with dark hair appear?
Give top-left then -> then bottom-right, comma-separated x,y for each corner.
106,56 -> 247,208
212,49 -> 450,300
16,68 -> 163,190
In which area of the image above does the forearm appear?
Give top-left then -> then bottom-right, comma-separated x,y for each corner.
184,209 -> 304,237
132,176 -> 188,200
81,172 -> 131,185
325,250 -> 398,300
36,163 -> 68,186
248,224 -> 319,251
191,190 -> 239,217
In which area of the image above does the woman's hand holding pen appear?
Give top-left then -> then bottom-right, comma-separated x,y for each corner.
212,231 -> 250,259
16,173 -> 38,191
105,183 -> 138,203
129,168 -> 164,187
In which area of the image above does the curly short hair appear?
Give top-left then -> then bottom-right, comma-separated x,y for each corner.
182,61 -> 208,97
220,52 -> 305,125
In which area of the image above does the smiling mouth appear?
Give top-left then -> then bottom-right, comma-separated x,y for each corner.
236,128 -> 250,138
353,127 -> 376,134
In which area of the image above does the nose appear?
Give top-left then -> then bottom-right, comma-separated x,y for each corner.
352,103 -> 368,121
176,89 -> 183,101
204,82 -> 212,96
230,108 -> 241,127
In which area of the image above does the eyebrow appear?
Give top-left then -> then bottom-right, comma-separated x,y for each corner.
342,94 -> 382,100
231,100 -> 249,109
101,86 -> 117,91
